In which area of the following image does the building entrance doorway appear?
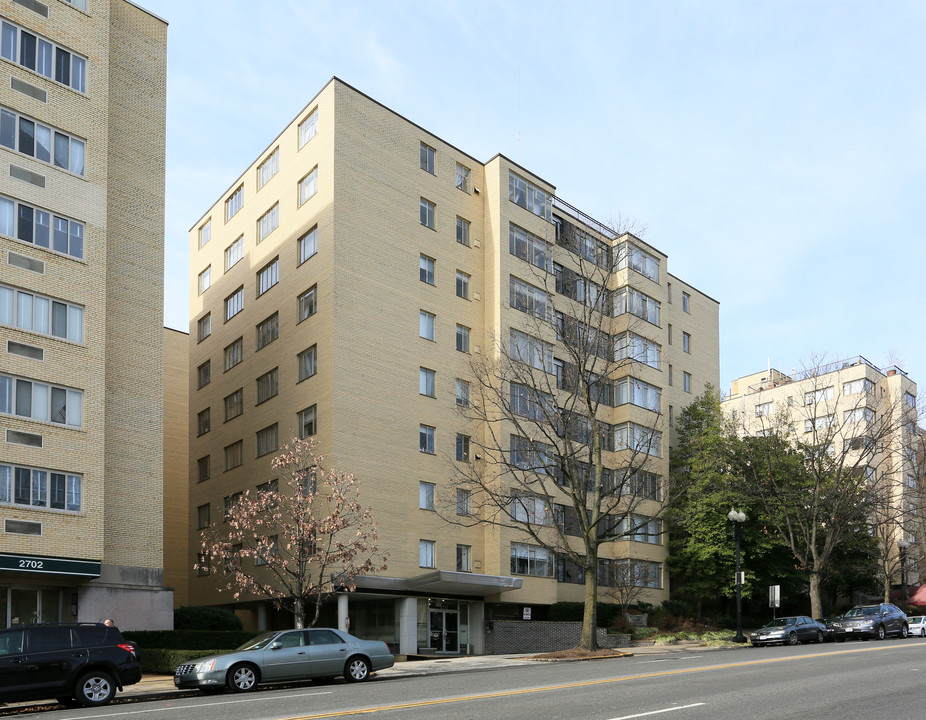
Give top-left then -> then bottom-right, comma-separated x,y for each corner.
428,599 -> 459,653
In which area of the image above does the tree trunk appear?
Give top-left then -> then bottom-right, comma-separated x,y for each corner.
580,568 -> 599,650
809,571 -> 822,619
293,597 -> 305,629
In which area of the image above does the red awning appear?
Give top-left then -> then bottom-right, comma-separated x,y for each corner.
907,585 -> 926,605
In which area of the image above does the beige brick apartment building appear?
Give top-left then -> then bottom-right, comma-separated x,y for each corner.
189,77 -> 719,653
0,0 -> 170,629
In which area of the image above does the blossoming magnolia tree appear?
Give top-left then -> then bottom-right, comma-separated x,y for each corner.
197,437 -> 388,629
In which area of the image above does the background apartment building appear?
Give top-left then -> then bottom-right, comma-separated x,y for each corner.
723,357 -> 920,581
0,0 -> 170,629
189,77 -> 719,653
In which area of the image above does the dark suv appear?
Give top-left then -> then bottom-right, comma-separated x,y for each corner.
0,623 -> 142,707
830,603 -> 909,641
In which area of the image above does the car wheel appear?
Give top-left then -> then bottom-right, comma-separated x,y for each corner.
921,628 -> 925,638
56,696 -> 80,707
345,656 -> 371,682
900,623 -> 909,639
876,624 -> 886,640
787,632 -> 799,646
75,671 -> 116,707
228,663 -> 259,692
816,630 -> 824,643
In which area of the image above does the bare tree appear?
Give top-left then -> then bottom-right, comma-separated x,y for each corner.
449,211 -> 674,651
602,559 -> 662,623
738,358 -> 917,618
197,437 -> 388,628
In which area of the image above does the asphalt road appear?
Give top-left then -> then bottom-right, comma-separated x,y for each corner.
8,640 -> 926,720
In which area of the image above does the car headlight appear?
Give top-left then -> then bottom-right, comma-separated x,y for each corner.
195,659 -> 217,672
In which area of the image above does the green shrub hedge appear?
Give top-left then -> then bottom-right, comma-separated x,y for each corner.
140,648 -> 221,675
174,606 -> 242,631
123,630 -> 257,651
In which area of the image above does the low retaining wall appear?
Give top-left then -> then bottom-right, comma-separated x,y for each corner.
483,620 -> 631,654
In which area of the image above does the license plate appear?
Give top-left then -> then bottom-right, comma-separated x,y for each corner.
845,628 -> 853,632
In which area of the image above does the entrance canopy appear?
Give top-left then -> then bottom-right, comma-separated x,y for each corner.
350,571 -> 522,597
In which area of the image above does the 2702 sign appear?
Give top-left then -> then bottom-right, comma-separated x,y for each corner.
0,553 -> 100,577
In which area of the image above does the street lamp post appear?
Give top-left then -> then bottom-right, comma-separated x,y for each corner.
898,539 -> 910,610
728,508 -> 747,643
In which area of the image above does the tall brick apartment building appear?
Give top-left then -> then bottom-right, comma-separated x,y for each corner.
0,0 -> 170,629
189,77 -> 719,653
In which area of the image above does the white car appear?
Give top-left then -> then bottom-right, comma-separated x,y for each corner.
908,616 -> 926,637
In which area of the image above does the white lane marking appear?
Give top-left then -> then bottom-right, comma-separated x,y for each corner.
637,659 -> 670,664
54,690 -> 333,718
607,703 -> 706,720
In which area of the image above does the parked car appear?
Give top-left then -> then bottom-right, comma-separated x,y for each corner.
829,603 -> 908,641
174,628 -> 394,693
0,623 -> 141,707
750,616 -> 827,646
815,616 -> 841,642
907,615 -> 926,637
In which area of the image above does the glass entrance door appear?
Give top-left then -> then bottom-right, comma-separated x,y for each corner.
428,600 -> 459,653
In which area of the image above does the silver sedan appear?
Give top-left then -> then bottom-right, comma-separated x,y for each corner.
174,628 -> 394,693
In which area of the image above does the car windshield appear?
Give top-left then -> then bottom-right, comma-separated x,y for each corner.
909,616 -> 923,623
844,607 -> 879,618
235,632 -> 279,651
762,618 -> 794,628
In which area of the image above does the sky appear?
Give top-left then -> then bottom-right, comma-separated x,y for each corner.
145,0 -> 926,398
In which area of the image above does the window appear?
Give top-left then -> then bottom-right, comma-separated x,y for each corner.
224,440 -> 243,470
199,219 -> 211,248
197,361 -> 211,389
225,287 -> 243,321
224,337 -> 243,371
223,492 -> 243,520
509,277 -> 550,320
419,539 -> 436,568
510,542 -> 554,577
667,282 -> 672,302
197,456 -> 210,483
682,332 -> 691,353
844,379 -> 873,395
905,392 -> 916,409
198,267 -> 211,295
0,374 -> 83,427
0,107 -> 86,175
257,203 -> 279,243
419,310 -> 435,340
298,226 -> 318,264
614,332 -> 660,369
0,21 -> 86,92
197,408 -> 211,436
682,292 -> 691,313
419,255 -> 435,285
0,284 -> 84,342
667,324 -> 672,345
419,482 -> 435,510
420,198 -> 435,229
455,163 -> 470,192
804,415 -> 835,433
225,185 -> 243,221
511,494 -> 550,525
510,329 -> 553,372
755,401 -> 773,418
510,382 -> 553,421
298,167 -> 318,205
419,424 -> 435,454
299,108 -> 318,147
456,324 -> 470,353
420,367 -> 435,397
197,313 -> 211,342
456,271 -> 470,300
615,241 -> 659,282
256,313 -> 279,350
256,423 -> 278,457
257,258 -> 279,296
456,379 -> 469,407
456,489 -> 471,516
614,378 -> 662,412
508,172 -> 552,221
256,368 -> 279,405
456,544 -> 471,572
456,216 -> 470,246
298,405 -> 317,438
805,387 -> 834,405
62,0 -> 89,10
297,285 -> 317,322
614,287 -> 660,325
0,196 -> 85,258
0,464 -> 81,512
509,224 -> 551,271
668,364 -> 673,386
197,504 -> 211,530
257,148 -> 279,189
683,372 -> 691,393
298,345 -> 317,381
255,535 -> 277,566
628,514 -> 663,544
844,407 -> 874,423
224,236 -> 243,271
456,434 -> 470,462
614,422 -> 662,457
224,388 -> 243,421
419,143 -> 435,174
